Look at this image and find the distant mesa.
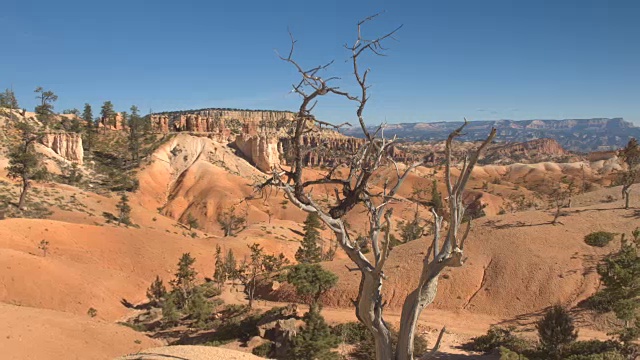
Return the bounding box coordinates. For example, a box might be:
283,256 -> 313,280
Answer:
341,118 -> 640,152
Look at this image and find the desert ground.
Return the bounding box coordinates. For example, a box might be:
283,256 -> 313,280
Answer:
0,110 -> 638,359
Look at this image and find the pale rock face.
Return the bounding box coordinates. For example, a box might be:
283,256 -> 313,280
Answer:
40,133 -> 84,164
234,134 -> 280,173
99,113 -> 125,130
149,109 -> 295,134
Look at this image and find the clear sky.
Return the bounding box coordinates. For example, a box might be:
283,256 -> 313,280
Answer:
1,0 -> 638,124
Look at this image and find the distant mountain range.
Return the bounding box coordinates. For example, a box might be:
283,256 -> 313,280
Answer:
341,118 -> 640,152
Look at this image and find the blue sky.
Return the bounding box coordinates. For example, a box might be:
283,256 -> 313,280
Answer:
1,0 -> 638,124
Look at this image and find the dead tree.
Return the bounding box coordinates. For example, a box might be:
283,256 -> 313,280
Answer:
258,14 -> 496,360
549,177 -> 575,225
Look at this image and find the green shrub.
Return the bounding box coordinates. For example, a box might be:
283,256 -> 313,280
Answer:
202,339 -> 233,347
118,321 -> 147,332
584,232 -> 615,247
536,305 -> 578,359
186,289 -> 213,329
161,292 -> 181,328
288,309 -> 340,360
146,275 -> 167,305
332,322 -> 369,344
207,310 -> 262,343
466,326 -> 530,354
251,341 -> 273,357
564,351 -> 626,360
499,346 -> 529,360
585,290 -> 617,312
200,282 -> 222,298
562,340 -> 623,359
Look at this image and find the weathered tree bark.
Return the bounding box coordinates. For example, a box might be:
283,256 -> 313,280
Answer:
396,123 -> 495,360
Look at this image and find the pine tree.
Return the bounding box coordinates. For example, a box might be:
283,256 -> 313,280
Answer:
0,88 -> 19,109
100,101 -> 115,132
217,205 -> 246,236
186,287 -> 213,329
128,105 -> 143,163
536,305 -> 578,359
186,213 -> 199,230
284,263 -> 338,308
287,307 -> 340,360
81,103 -> 96,153
400,206 -> 424,243
34,87 -> 57,126
591,237 -> 640,342
115,192 -> 132,226
170,253 -> 198,308
69,116 -> 82,133
66,163 -> 83,185
224,249 -> 237,281
162,292 -> 180,327
213,245 -> 226,289
431,179 -> 444,215
146,275 -> 167,305
6,121 -> 48,210
236,243 -> 288,308
82,103 -> 93,125
120,111 -> 128,132
295,212 -> 323,263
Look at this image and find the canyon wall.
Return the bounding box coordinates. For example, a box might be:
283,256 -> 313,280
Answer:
40,132 -> 84,164
149,108 -> 295,135
148,108 -> 365,172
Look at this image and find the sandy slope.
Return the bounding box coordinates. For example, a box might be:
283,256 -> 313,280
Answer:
0,217 -> 304,321
0,303 -> 160,360
270,191 -> 638,318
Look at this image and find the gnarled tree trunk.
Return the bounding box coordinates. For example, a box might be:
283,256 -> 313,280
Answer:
259,15 -> 496,360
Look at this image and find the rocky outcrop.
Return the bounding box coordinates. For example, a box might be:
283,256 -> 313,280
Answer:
491,138 -> 566,157
234,133 -> 280,172
150,108 -> 295,135
278,135 -> 364,168
40,132 -> 84,164
588,151 -> 617,162
98,113 -> 125,131
256,304 -> 299,358
148,108 -> 367,171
